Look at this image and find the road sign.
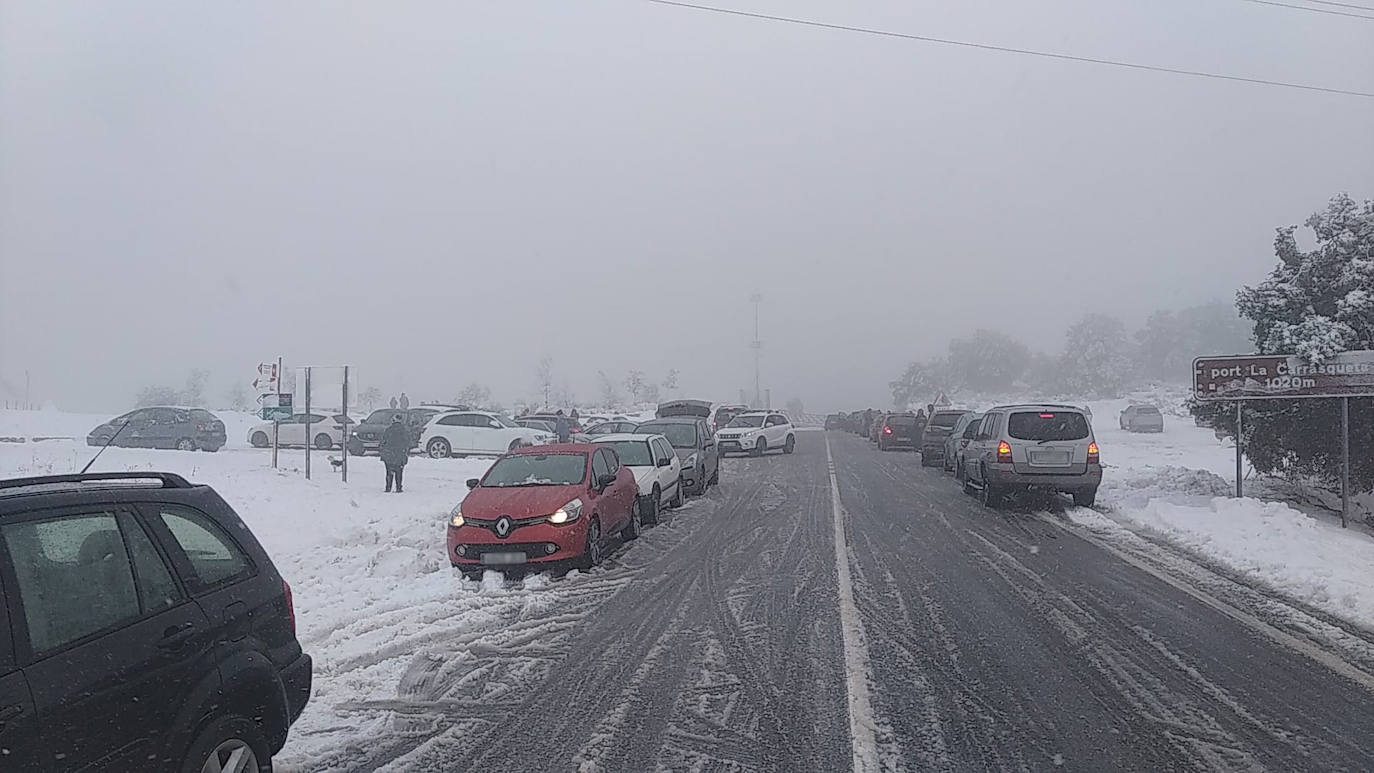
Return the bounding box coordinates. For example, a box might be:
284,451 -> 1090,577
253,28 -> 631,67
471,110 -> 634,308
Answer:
253,362 -> 280,394
1193,350 -> 1374,401
260,392 -> 292,421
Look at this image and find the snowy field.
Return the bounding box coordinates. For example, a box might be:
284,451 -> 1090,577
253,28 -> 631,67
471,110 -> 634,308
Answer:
4,400 -> 1374,766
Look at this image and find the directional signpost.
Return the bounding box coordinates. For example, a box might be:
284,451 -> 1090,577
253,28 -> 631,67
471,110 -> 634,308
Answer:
1194,350 -> 1374,526
254,358 -> 286,469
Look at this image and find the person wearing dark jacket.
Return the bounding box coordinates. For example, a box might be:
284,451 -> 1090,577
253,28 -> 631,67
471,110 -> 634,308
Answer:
553,412 -> 571,443
380,414 -> 410,493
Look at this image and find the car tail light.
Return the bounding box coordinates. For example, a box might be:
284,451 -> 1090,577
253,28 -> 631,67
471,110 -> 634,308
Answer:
196,424 -> 206,431
883,426 -> 892,434
1039,413 -> 1055,419
997,441 -> 1013,464
1087,442 -> 1099,465
283,579 -> 296,635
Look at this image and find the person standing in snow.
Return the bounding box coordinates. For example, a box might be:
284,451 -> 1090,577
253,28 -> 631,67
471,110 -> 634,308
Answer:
380,414 -> 410,493
553,411 -> 571,443
390,395 -> 398,409
399,392 -> 410,410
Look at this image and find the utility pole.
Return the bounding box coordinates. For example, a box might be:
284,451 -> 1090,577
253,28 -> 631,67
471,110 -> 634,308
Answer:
750,293 -> 763,409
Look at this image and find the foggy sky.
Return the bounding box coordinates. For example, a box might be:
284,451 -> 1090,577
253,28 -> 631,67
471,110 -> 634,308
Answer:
3,0 -> 1372,413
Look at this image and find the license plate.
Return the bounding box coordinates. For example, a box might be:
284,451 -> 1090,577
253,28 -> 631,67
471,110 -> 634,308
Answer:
482,552 -> 526,565
1030,450 -> 1071,466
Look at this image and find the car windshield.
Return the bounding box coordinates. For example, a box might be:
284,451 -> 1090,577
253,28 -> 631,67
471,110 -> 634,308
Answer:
637,422 -> 698,448
1008,412 -> 1091,441
481,454 -> 586,486
728,415 -> 766,428
365,410 -> 399,423
598,440 -> 653,466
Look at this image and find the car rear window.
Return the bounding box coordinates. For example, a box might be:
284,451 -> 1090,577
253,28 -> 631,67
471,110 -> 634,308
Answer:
886,415 -> 918,427
598,440 -> 652,466
637,422 -> 698,449
1136,406 -> 1161,414
1008,412 -> 1090,441
928,412 -> 962,428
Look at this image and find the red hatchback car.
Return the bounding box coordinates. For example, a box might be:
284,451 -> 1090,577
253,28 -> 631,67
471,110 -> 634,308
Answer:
448,444 -> 639,576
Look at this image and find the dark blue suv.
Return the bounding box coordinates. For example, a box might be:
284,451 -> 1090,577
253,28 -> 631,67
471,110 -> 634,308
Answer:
0,472 -> 311,771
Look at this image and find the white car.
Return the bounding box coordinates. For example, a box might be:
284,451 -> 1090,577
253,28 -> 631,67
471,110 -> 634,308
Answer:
716,411 -> 796,456
419,410 -> 552,458
591,433 -> 682,524
249,412 -> 354,450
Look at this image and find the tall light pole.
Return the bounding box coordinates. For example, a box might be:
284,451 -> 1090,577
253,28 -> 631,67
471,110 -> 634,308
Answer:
749,294 -> 763,408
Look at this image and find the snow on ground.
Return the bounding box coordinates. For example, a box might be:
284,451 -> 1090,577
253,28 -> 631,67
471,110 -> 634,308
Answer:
1068,396 -> 1374,630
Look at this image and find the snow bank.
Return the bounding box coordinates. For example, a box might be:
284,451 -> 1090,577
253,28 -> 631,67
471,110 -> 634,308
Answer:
1071,497 -> 1374,628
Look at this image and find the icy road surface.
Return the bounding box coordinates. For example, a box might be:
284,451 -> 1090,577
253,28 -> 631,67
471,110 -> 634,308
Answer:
299,432 -> 1374,772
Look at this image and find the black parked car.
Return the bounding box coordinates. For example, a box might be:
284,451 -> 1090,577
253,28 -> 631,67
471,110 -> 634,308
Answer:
87,406 -> 227,452
347,407 -> 440,456
0,471 -> 311,771
877,412 -> 922,451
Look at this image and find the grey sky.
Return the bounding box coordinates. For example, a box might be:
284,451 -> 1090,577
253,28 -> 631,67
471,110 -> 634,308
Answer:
2,0 -> 1372,413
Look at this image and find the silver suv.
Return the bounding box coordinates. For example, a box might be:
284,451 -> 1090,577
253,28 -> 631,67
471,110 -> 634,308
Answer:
958,404 -> 1101,508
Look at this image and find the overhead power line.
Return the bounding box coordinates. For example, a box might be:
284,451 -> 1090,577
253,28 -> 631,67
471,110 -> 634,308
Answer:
1228,0 -> 1374,20
1299,0 -> 1374,11
640,0 -> 1374,99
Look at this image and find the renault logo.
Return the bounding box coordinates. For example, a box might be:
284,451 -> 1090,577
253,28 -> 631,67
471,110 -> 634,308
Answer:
494,516 -> 513,539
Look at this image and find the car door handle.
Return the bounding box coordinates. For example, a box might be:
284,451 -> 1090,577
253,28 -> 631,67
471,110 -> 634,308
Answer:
157,622 -> 197,649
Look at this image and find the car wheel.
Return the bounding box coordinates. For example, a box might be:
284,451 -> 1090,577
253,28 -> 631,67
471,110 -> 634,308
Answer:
250,432 -> 270,449
347,442 -> 365,456
314,433 -> 334,450
427,438 -> 451,458
623,502 -> 642,541
670,480 -> 684,508
943,453 -> 954,473
709,463 -> 720,486
752,438 -> 767,457
176,437 -> 196,452
179,715 -> 270,773
979,471 -> 1004,509
693,465 -> 707,495
783,435 -> 795,454
1073,488 -> 1098,508
643,488 -> 660,525
575,518 -> 603,570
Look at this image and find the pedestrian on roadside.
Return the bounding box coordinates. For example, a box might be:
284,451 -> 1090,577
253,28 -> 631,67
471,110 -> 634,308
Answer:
380,414 -> 410,493
399,392 -> 410,410
554,410 -> 571,443
390,395 -> 398,409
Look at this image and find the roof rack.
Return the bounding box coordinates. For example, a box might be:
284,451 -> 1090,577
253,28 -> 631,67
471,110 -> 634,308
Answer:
0,471 -> 193,494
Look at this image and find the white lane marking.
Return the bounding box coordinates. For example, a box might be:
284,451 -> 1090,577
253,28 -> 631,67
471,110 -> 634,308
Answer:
826,437 -> 883,772
1042,513 -> 1374,695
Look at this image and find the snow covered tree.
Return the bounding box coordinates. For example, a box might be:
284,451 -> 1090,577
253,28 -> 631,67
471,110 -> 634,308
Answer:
226,383 -> 250,412
135,385 -> 182,407
597,371 -> 622,407
183,369 -> 210,407
946,329 -> 1031,391
1058,314 -> 1131,398
662,369 -> 680,396
785,397 -> 805,417
1136,301 -> 1251,382
1196,194 -> 1374,495
623,370 -> 646,402
890,358 -> 952,409
456,382 -> 492,409
358,387 -> 383,411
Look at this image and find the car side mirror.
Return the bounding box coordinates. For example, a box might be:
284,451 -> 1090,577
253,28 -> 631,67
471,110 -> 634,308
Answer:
597,473 -> 617,489
657,457 -> 671,467
466,478 -> 479,490
703,439 -> 715,448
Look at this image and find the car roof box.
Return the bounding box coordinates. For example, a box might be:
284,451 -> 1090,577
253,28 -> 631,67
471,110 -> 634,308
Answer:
656,399 -> 712,419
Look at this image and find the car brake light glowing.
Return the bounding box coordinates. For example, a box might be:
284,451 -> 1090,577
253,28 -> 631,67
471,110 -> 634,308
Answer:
883,426 -> 892,434
283,579 -> 296,635
1039,413 -> 1055,418
1087,442 -> 1099,464
997,441 -> 1013,463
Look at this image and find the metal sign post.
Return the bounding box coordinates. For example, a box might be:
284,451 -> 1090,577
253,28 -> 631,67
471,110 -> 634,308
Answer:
1234,402 -> 1243,499
304,367 -> 312,481
1342,397 -> 1350,529
341,366 -> 350,483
